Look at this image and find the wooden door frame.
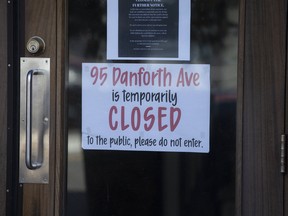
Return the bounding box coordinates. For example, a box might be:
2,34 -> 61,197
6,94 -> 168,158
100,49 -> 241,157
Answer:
0,0 -> 67,215
21,0 -> 67,215
237,0 -> 287,215
54,0 -> 68,215
0,0 -> 8,215
236,0 -> 245,214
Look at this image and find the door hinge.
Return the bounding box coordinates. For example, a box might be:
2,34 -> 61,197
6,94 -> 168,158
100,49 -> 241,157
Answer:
281,134 -> 286,174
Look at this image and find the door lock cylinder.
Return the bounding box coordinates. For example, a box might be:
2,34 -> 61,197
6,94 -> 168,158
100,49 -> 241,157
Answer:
26,36 -> 46,54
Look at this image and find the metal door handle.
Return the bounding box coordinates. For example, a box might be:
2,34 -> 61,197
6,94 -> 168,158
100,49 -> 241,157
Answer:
26,69 -> 45,169
19,58 -> 50,184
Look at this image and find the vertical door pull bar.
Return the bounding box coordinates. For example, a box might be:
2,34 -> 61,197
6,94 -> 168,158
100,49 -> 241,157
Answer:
19,58 -> 50,184
26,69 -> 45,170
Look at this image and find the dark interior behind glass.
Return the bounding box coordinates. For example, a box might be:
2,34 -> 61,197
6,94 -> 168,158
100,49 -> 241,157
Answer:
67,0 -> 238,215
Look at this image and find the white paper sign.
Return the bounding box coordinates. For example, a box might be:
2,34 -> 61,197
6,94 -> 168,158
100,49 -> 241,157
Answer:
82,63 -> 210,153
107,0 -> 191,60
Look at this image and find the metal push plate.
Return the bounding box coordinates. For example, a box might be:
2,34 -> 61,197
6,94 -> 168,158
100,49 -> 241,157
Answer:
19,58 -> 50,184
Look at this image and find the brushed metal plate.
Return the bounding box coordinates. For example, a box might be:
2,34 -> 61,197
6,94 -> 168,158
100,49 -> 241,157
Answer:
19,58 -> 50,184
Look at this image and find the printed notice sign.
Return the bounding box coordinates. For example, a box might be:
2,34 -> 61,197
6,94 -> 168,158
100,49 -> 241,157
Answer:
107,0 -> 191,60
82,63 -> 210,153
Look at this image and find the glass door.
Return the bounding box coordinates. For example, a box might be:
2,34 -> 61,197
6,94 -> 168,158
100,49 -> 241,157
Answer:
67,0 -> 238,216
12,0 -> 288,215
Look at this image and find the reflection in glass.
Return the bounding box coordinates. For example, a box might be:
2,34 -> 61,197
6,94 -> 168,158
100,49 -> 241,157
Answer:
67,0 -> 238,215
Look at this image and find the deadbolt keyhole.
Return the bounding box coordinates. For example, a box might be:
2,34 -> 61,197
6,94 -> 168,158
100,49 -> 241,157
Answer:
26,36 -> 46,54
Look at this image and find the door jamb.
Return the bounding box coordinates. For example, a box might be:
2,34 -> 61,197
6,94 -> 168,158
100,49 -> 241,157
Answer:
236,0 -> 246,215
0,1 -> 8,214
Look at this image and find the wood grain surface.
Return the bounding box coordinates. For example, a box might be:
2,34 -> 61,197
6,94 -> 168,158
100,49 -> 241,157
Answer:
23,0 -> 57,215
241,0 -> 286,215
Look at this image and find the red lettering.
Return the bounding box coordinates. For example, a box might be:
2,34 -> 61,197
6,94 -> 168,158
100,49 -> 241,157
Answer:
193,73 -> 200,86
112,67 -> 121,86
131,107 -> 141,131
158,107 -> 168,131
177,68 -> 200,87
108,106 -> 181,131
144,107 -> 155,131
121,106 -> 129,130
185,71 -> 194,86
109,106 -> 118,130
170,107 -> 181,131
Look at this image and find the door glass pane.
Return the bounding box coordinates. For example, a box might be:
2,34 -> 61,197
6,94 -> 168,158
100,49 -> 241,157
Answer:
67,0 -> 238,215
